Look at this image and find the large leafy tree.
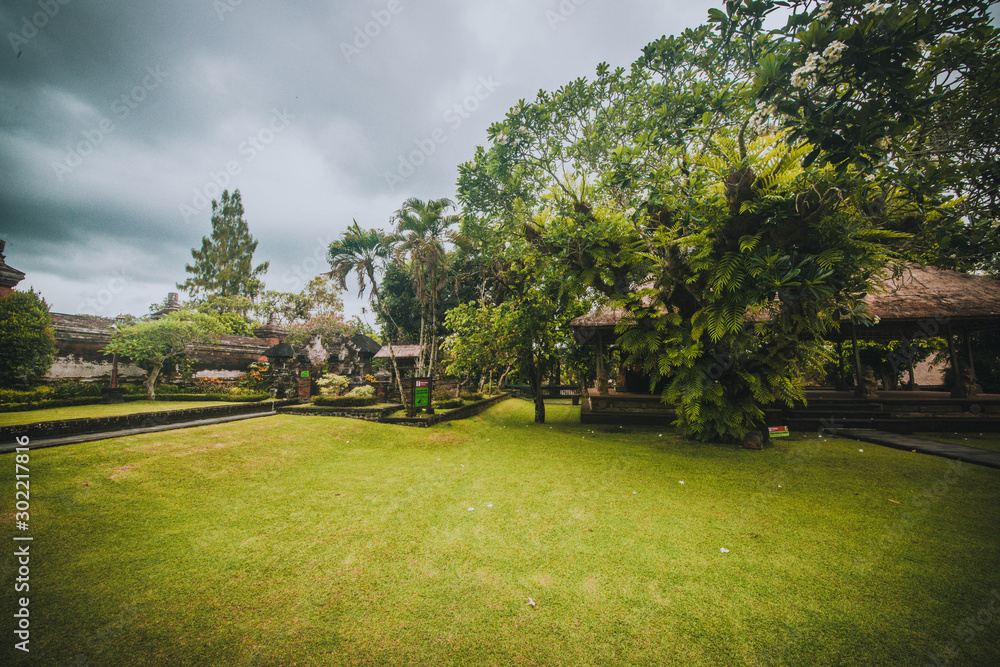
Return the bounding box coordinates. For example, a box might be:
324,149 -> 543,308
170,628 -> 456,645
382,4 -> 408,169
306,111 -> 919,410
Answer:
104,312 -> 223,399
0,290 -> 56,387
393,197 -> 465,380
326,221 -> 411,414
457,1 -> 993,444
179,189 -> 269,303
732,0 -> 1000,272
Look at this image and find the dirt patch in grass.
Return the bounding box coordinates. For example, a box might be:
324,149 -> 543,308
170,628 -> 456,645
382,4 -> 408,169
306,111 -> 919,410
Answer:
109,465 -> 137,480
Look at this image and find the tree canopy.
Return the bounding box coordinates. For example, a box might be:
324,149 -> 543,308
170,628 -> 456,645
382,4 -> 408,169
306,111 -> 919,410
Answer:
179,189 -> 269,302
0,290 -> 56,387
456,0 -> 998,443
104,312 -> 223,399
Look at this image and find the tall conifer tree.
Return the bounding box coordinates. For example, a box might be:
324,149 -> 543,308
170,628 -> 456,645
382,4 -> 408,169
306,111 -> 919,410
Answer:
179,189 -> 269,303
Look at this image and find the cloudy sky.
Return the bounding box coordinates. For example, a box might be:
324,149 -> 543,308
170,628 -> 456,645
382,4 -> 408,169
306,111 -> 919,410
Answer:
1,0 -> 715,322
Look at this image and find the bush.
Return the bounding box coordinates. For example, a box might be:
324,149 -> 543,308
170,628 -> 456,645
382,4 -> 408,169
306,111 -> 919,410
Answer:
316,373 -> 350,398
436,398 -> 464,410
154,393 -> 268,402
346,385 -> 375,398
460,393 -> 484,402
0,290 -> 56,386
238,361 -> 271,391
312,396 -> 379,407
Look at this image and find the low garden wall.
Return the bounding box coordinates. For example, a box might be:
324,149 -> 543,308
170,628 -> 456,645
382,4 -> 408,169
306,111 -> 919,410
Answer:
380,393 -> 510,428
277,394 -> 510,427
278,404 -> 404,422
0,399 -> 298,442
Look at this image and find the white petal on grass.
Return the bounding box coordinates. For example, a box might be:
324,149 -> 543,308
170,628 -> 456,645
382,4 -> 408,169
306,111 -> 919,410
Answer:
720,547 -> 730,554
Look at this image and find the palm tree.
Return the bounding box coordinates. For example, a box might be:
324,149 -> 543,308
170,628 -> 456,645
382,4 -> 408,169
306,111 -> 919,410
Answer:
327,221 -> 411,414
393,197 -> 465,381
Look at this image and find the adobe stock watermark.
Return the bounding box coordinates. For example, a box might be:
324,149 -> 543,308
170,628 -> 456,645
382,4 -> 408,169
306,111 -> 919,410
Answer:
279,234 -> 336,292
212,0 -> 244,21
179,107 -> 294,223
925,589 -> 1000,667
51,65 -> 168,182
7,0 -> 71,57
75,268 -> 133,316
383,75 -> 500,192
340,0 -> 404,62
545,0 -> 591,31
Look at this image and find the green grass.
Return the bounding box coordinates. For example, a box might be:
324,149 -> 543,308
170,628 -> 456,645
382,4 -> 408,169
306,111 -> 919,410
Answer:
913,431 -> 1000,453
2,400 -> 998,666
0,400 -> 257,427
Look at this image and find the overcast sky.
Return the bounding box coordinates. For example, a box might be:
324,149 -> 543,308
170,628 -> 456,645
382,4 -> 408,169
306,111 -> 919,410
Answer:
1,0 -> 715,323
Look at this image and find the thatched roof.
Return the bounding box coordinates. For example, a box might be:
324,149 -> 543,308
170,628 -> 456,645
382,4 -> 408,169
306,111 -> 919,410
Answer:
570,264 -> 1000,344
374,344 -> 421,360
860,264 -> 1000,322
570,306 -> 625,329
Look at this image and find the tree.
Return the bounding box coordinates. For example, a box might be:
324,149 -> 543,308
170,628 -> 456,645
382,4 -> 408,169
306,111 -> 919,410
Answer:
442,215 -> 590,423
326,221 -> 411,415
458,6 -> 966,443
393,197 -> 465,380
730,0 -> 1000,272
0,290 -> 56,387
301,275 -> 345,318
179,189 -> 269,303
104,312 -> 223,399
256,290 -> 312,325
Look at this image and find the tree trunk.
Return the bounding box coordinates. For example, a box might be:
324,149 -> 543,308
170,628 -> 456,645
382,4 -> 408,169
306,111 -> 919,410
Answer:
428,284 -> 438,380
146,361 -> 163,400
527,353 -> 545,423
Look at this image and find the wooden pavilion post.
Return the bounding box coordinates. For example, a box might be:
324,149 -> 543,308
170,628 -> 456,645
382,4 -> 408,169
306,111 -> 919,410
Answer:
946,322 -> 966,398
596,332 -> 609,396
851,321 -> 865,398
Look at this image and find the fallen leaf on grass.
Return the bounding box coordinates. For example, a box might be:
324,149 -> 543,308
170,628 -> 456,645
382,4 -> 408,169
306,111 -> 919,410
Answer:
888,499 -> 901,504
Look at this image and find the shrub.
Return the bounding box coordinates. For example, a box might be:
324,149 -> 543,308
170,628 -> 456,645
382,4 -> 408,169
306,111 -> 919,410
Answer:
238,361 -> 271,391
154,393 -> 268,402
346,385 -> 375,398
460,393 -> 484,402
436,398 -> 464,410
312,396 -> 378,407
316,373 -> 350,398
0,290 -> 56,387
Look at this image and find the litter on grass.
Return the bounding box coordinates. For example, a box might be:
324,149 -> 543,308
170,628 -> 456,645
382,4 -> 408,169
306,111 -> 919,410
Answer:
859,449 -> 864,452
527,597 -> 536,607
720,548 -> 730,554
679,481 -> 685,485
469,507 -> 475,511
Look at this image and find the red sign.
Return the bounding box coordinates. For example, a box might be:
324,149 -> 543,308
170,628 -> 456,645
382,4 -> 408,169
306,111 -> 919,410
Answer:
768,426 -> 790,437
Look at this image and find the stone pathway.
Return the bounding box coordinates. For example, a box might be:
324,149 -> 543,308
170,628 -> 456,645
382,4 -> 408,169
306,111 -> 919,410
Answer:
0,410 -> 278,454
837,428 -> 1000,470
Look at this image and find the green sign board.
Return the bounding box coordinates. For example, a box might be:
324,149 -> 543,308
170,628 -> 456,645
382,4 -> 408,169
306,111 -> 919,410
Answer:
300,370 -> 310,378
414,378 -> 431,408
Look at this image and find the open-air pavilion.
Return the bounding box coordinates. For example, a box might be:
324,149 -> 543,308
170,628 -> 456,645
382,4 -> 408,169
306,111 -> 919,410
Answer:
570,264 -> 1000,431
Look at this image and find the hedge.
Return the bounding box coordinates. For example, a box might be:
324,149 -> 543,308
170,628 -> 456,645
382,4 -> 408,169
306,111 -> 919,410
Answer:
312,396 -> 379,408
155,394 -> 269,402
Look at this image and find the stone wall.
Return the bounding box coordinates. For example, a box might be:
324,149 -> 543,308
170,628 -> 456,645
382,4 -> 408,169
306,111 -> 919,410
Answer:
46,313 -> 272,383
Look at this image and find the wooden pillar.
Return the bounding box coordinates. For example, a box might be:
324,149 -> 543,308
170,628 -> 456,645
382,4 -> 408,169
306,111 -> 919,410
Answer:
851,322 -> 864,398
596,333 -> 609,396
906,354 -> 917,391
965,333 -> 978,387
946,323 -> 965,398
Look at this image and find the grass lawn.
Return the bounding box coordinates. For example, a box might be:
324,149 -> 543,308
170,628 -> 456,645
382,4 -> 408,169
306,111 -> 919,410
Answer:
913,431 -> 1000,454
2,400 -> 998,666
0,400 -> 261,427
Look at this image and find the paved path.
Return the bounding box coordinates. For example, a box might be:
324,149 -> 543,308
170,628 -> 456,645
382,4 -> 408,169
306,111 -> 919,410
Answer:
0,410 -> 278,454
837,428 -> 1000,470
